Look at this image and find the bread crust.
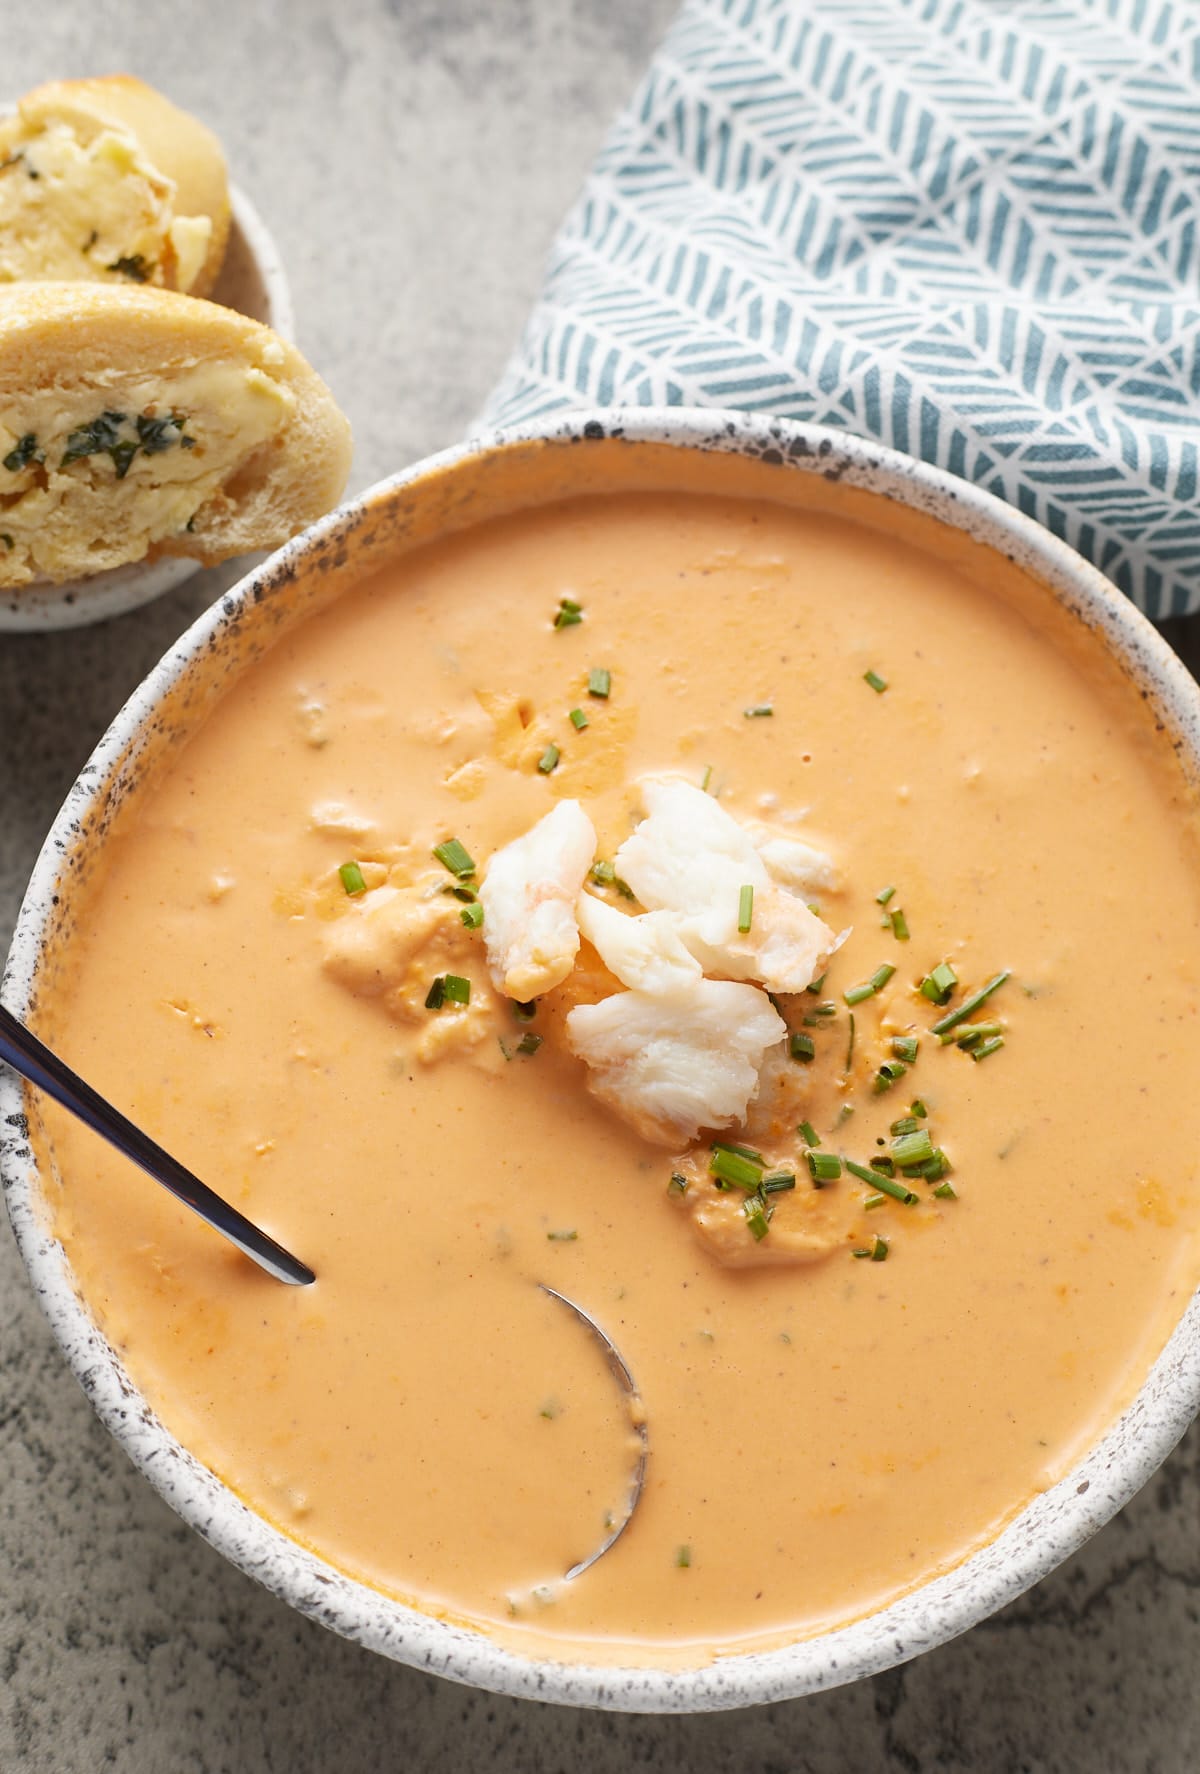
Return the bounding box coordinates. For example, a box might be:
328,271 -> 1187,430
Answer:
0,282 -> 352,586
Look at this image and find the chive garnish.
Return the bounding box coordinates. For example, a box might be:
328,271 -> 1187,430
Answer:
950,1021 -> 1004,1050
676,1546 -> 692,1569
460,902 -> 484,930
876,885 -> 896,906
590,859 -> 615,886
846,1011 -> 856,1071
864,670 -> 888,693
798,1121 -> 820,1148
424,977 -> 445,1010
845,1158 -> 916,1202
547,1227 -> 578,1240
890,909 -> 910,941
714,1140 -> 765,1162
554,597 -> 583,628
845,964 -> 896,1006
789,1031 -> 815,1063
443,974 -> 471,1005
852,1236 -> 889,1260
668,1173 -> 689,1197
870,1156 -> 896,1178
931,971 -> 1011,1037
338,861 -> 367,896
890,1035 -> 919,1063
587,667 -> 610,698
911,1098 -> 929,1118
970,1035 -> 1005,1062
701,764 -> 713,792
569,707 -> 588,731
891,1128 -> 935,1168
517,1032 -> 543,1056
921,1149 -> 952,1182
433,837 -> 475,878
807,972 -> 828,996
444,883 -> 477,903
933,1180 -> 958,1200
738,884 -> 754,933
537,744 -> 560,774
709,1147 -> 765,1189
743,703 -> 774,718
743,1196 -> 772,1240
890,1115 -> 920,1136
762,1171 -> 796,1193
512,999 -> 537,1022
920,962 -> 958,1006
872,1059 -> 908,1093
864,1192 -> 886,1210
807,1151 -> 842,1186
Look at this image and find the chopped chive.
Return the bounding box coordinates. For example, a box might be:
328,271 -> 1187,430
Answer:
675,1545 -> 692,1569
590,859 -> 615,885
869,1156 -> 896,1178
970,1035 -> 1006,1062
921,1149 -> 952,1183
512,999 -> 537,1022
444,883 -> 477,903
806,972 -> 828,996
713,1140 -> 764,1162
864,1192 -> 887,1210
338,860 -> 367,897
872,1059 -> 908,1093
890,1115 -> 920,1136
933,1180 -> 958,1200
864,669 -> 888,694
890,1035 -> 919,1063
876,885 -> 896,906
460,901 -> 485,930
762,1171 -> 796,1194
931,971 -> 1011,1037
743,1196 -> 772,1241
911,1098 -> 929,1118
920,962 -> 958,1005
432,837 -> 475,879
845,964 -> 896,1006
837,1103 -> 855,1124
738,884 -> 754,934
568,707 -> 588,731
668,1172 -> 689,1197
537,744 -> 560,774
587,667 -> 610,698
701,764 -> 713,792
807,1151 -> 842,1186
424,977 -> 446,1010
517,1032 -> 543,1056
789,1031 -> 816,1063
890,908 -> 910,941
709,1150 -> 765,1190
743,703 -> 774,718
497,1036 -> 511,1061
952,1021 -> 1004,1050
547,1227 -> 577,1241
810,1002 -> 837,1018
892,1129 -> 935,1168
845,1159 -> 917,1204
554,597 -> 583,628
798,1121 -> 820,1148
846,1011 -> 856,1071
443,974 -> 471,1005
852,1236 -> 889,1260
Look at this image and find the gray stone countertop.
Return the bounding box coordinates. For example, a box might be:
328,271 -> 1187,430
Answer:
1,3 -> 1197,1769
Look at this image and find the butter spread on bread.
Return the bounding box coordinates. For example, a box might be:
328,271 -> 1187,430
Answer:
0,76 -> 230,296
0,283 -> 351,586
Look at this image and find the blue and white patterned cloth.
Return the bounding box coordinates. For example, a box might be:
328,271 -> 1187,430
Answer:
483,0 -> 1200,619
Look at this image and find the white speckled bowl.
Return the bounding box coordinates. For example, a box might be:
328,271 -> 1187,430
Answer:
3,410 -> 1199,1711
0,182 -> 293,633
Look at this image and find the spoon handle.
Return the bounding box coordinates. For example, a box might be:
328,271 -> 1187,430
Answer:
0,1003 -> 314,1286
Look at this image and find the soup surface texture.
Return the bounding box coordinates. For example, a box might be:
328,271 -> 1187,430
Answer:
35,449 -> 1200,1666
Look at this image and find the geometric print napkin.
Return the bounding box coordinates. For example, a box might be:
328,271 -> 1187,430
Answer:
482,0 -> 1200,618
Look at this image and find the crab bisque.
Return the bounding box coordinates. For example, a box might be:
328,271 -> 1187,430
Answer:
31,448 -> 1200,1666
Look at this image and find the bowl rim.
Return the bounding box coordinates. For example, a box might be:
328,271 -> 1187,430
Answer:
3,406 -> 1199,1713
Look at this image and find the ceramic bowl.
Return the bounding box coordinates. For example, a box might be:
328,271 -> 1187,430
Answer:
3,410 -> 1199,1712
0,183 -> 293,633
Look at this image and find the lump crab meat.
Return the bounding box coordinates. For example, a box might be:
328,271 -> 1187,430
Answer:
479,799 -> 597,999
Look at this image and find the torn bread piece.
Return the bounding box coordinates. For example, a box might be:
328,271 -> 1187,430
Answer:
566,977 -> 786,1146
0,282 -> 351,587
0,75 -> 230,296
614,776 -> 838,994
479,799 -> 597,1000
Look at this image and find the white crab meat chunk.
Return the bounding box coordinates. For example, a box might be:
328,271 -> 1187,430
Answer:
565,977 -> 786,1146
479,799 -> 597,1000
748,827 -> 839,895
575,890 -> 701,994
614,777 -> 836,994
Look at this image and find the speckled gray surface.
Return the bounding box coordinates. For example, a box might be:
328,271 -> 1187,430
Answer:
1,3 -> 1197,1769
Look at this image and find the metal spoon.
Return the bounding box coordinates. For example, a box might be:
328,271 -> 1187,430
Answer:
0,1003 -> 315,1286
540,1283 -> 649,1579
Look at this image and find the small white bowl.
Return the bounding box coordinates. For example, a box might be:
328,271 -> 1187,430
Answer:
4,411 -> 1199,1711
0,184 -> 293,634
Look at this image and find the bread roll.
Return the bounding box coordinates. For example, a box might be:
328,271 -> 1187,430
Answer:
0,76 -> 230,296
0,282 -> 352,587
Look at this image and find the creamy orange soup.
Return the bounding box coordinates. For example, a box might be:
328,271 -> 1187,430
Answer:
34,445 -> 1200,1667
